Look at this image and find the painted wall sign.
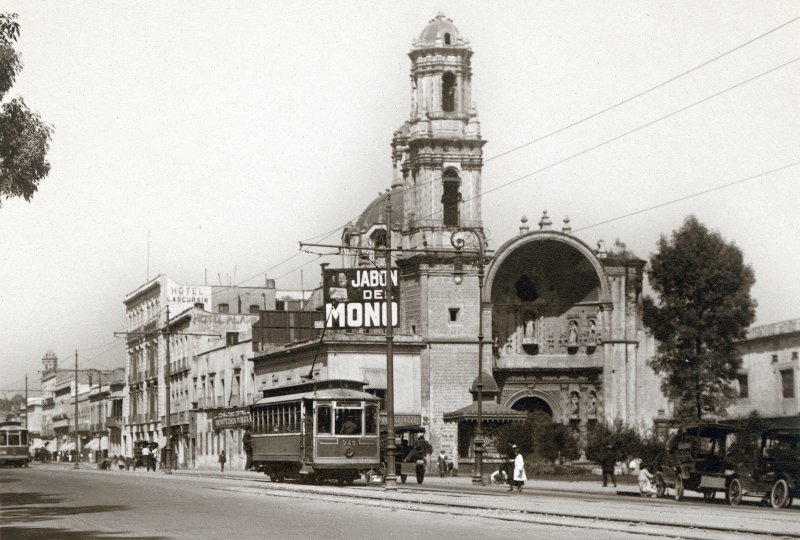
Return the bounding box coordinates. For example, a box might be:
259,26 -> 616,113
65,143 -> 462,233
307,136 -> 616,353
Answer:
323,269 -> 399,329
212,407 -> 251,431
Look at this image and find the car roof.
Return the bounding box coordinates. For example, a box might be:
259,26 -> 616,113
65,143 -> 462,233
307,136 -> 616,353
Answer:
680,423 -> 740,435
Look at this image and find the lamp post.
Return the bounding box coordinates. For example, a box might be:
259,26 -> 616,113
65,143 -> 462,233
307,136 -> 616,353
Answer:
383,192 -> 398,491
451,229 -> 486,485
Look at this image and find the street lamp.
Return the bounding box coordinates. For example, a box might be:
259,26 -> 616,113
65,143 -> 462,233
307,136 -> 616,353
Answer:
451,229 -> 486,486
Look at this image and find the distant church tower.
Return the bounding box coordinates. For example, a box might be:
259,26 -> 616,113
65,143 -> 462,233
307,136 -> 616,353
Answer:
42,349 -> 58,374
393,12 -> 485,251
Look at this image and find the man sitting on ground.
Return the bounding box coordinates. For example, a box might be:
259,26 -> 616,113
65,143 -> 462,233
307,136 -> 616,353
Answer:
638,464 -> 658,498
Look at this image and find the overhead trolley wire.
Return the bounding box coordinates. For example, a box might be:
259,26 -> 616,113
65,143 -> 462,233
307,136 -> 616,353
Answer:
207,16 -> 800,290
572,161 -> 800,233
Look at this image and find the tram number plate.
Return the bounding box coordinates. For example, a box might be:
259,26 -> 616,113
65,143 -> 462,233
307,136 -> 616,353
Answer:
340,439 -> 357,446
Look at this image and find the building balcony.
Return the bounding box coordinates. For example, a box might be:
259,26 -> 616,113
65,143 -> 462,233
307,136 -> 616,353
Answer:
90,422 -> 105,433
51,417 -> 70,429
106,416 -> 122,428
145,368 -> 158,380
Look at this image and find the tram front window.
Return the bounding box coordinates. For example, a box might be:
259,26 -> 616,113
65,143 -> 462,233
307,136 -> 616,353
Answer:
8,431 -> 20,446
317,406 -> 332,434
0,432 -> 6,445
335,409 -> 362,435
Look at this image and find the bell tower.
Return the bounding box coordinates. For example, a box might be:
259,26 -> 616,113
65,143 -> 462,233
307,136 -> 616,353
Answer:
393,13 -> 486,251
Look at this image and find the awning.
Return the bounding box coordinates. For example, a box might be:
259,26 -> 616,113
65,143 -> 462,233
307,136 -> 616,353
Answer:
362,368 -> 386,390
60,442 -> 76,452
83,436 -> 108,451
443,400 -> 527,423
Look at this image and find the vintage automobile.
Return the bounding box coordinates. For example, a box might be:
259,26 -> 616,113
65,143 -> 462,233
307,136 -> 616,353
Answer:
726,427 -> 799,508
380,426 -> 428,484
655,423 -> 740,502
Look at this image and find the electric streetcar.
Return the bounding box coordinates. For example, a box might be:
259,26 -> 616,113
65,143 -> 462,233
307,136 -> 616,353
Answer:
250,379 -> 381,484
0,421 -> 30,467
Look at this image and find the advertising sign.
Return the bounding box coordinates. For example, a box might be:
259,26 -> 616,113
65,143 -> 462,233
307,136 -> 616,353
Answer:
166,279 -> 212,311
323,268 -> 399,329
212,407 -> 251,431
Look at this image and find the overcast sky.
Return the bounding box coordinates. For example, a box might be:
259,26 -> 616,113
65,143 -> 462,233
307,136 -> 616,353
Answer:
1,1 -> 798,397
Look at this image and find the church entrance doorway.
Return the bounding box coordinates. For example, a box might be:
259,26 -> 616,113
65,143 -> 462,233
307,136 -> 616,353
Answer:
510,396 -> 553,419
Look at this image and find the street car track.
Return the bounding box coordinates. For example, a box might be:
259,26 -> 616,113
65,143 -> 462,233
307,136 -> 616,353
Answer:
191,474 -> 799,540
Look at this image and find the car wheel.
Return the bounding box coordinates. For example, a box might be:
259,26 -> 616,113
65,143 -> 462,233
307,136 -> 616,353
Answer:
703,490 -> 716,503
770,478 -> 789,509
727,478 -> 742,506
655,473 -> 666,498
674,474 -> 684,502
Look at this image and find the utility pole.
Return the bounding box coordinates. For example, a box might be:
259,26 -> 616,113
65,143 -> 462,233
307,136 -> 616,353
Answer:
384,193 -> 397,491
96,370 -> 102,464
74,349 -> 80,470
164,305 -> 173,474
24,374 -> 28,430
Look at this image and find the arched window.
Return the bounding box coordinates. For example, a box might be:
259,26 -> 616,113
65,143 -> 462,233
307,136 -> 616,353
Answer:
441,169 -> 461,227
442,71 -> 456,112
370,229 -> 387,249
444,33 -> 451,45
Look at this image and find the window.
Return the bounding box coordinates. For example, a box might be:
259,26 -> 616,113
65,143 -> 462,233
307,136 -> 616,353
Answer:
365,405 -> 378,435
219,303 -> 229,314
249,304 -> 260,314
781,369 -> 795,398
335,408 -> 362,435
736,373 -> 749,398
442,71 -> 456,112
444,32 -> 451,45
316,406 -> 332,434
226,332 -> 239,346
793,351 -> 798,361
370,229 -> 387,249
0,432 -> 6,445
449,308 -> 460,322
441,170 -> 461,227
772,354 -> 779,363
276,300 -> 285,311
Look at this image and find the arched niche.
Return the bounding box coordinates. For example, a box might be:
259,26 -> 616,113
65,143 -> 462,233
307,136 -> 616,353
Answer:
484,231 -> 610,357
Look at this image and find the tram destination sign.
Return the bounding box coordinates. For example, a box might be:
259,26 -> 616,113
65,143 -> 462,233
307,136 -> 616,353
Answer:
323,268 -> 399,329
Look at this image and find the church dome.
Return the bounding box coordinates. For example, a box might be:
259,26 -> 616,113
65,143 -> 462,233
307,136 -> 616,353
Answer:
353,186 -> 404,233
470,372 -> 500,399
418,13 -> 461,45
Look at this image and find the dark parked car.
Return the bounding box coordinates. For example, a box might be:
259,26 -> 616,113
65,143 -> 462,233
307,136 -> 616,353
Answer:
655,423 -> 739,502
726,428 -> 799,508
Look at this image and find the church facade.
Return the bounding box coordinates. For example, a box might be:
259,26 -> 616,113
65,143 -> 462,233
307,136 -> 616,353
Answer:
252,14 -> 670,469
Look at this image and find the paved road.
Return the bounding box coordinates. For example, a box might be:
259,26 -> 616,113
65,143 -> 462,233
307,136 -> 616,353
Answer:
3,465 -> 799,539
1,467 -> 654,540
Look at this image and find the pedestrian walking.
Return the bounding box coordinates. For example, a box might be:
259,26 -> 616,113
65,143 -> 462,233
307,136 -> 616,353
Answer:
601,445 -> 617,488
437,450 -> 448,478
243,427 -> 253,471
511,445 -> 526,492
219,450 -> 226,473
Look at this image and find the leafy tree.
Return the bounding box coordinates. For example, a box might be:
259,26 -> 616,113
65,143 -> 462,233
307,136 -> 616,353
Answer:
536,422 -> 580,464
638,432 -> 667,470
1,13 -> 53,207
585,419 -> 640,466
495,410 -> 551,457
643,216 -> 756,420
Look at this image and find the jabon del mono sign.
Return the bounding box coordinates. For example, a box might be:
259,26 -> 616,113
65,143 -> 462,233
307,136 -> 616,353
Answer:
323,268 -> 399,329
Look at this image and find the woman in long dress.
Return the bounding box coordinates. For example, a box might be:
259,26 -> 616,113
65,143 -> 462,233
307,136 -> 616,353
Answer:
512,446 -> 527,492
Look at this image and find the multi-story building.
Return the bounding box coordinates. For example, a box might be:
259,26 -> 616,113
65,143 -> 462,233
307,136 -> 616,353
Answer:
251,14 -> 670,473
122,274 -> 300,468
729,319 -> 800,419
